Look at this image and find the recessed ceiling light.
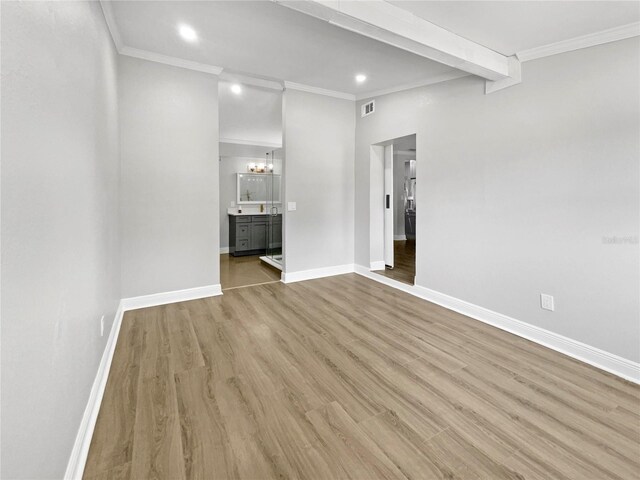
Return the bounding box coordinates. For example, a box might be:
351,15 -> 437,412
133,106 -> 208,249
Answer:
231,84 -> 242,95
355,74 -> 367,83
178,24 -> 198,42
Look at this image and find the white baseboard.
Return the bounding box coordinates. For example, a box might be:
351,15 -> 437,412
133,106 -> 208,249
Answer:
281,263 -> 354,284
354,265 -> 640,384
64,282 -> 224,478
66,264 -> 638,479
121,284 -> 223,311
64,302 -> 125,480
220,247 -> 230,254
394,235 -> 407,241
369,260 -> 386,271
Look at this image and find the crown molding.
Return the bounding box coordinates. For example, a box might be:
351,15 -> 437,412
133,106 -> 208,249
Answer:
219,155 -> 274,161
220,138 -> 282,149
355,70 -> 470,101
517,22 -> 640,62
277,0 -> 510,81
119,46 -> 224,75
99,1 -> 223,75
284,81 -> 355,101
355,21 -> 640,100
220,72 -> 284,91
101,1 -> 638,99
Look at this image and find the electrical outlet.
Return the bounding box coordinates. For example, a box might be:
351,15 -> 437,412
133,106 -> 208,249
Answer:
100,315 -> 105,336
540,294 -> 554,312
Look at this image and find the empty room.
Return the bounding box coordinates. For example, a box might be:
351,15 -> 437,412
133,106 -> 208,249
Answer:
1,1 -> 639,479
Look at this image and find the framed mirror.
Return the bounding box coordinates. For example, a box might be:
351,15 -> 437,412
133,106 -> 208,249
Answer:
237,173 -> 281,204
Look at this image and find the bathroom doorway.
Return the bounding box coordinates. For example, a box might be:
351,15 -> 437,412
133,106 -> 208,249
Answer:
218,77 -> 284,290
218,146 -> 283,290
371,134 -> 416,285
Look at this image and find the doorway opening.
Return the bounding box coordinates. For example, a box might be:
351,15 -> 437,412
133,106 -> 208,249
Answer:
218,79 -> 284,291
370,134 -> 416,285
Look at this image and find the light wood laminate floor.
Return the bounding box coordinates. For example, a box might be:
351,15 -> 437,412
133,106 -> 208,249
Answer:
84,274 -> 640,480
374,240 -> 416,285
220,253 -> 281,290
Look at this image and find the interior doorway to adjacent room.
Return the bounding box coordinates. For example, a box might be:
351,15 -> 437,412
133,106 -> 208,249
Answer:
370,134 -> 416,285
218,78 -> 284,290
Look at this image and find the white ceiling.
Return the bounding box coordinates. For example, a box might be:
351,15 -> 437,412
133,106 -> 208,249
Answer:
108,0 -> 457,96
219,80 -> 282,147
107,1 -> 639,96
389,1 -> 640,56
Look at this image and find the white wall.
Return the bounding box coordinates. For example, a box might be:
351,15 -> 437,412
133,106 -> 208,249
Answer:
283,89 -> 355,273
355,38 -> 640,363
219,80 -> 282,146
1,2 -> 120,478
119,56 -> 220,297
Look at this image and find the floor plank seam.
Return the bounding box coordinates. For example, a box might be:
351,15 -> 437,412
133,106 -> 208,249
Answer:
222,280 -> 281,291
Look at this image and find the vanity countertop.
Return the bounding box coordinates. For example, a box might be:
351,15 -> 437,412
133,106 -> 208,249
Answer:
228,212 -> 270,216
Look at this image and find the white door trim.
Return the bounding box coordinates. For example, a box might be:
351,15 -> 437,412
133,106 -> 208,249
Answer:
384,144 -> 394,268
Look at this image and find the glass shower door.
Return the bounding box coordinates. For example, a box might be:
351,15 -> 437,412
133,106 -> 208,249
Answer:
266,149 -> 283,265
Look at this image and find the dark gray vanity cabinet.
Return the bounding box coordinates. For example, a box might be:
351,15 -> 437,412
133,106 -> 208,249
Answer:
251,222 -> 267,250
229,214 -> 281,256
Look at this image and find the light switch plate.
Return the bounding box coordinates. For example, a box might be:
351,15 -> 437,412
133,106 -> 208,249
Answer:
540,293 -> 554,311
288,202 -> 297,211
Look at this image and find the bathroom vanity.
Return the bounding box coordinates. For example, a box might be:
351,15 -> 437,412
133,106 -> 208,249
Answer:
228,213 -> 282,256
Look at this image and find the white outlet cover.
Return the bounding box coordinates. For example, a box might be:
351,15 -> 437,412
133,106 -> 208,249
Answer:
540,294 -> 555,311
100,315 -> 105,336
288,202 -> 297,211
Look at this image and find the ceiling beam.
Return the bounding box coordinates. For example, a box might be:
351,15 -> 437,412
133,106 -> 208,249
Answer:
275,0 -> 516,82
